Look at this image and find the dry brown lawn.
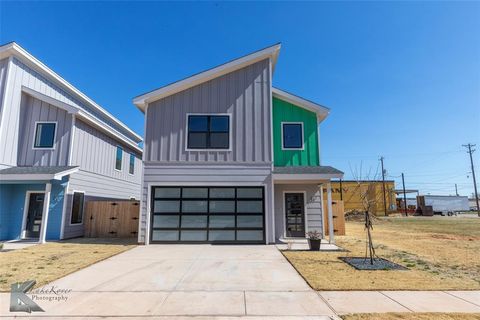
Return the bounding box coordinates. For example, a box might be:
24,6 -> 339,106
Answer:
0,238 -> 135,292
342,313 -> 480,320
283,216 -> 480,290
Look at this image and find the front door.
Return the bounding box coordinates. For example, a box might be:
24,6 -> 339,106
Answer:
285,193 -> 305,237
25,193 -> 45,238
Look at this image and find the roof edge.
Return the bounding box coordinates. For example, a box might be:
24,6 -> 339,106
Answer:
133,43 -> 282,112
0,42 -> 143,143
272,87 -> 330,122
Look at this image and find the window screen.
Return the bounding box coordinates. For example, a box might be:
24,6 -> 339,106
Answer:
34,122 -> 56,148
187,115 -> 229,149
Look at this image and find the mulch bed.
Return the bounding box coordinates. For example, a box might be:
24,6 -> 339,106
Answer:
339,257 -> 408,270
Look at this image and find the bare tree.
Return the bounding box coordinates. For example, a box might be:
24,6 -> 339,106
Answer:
349,161 -> 380,264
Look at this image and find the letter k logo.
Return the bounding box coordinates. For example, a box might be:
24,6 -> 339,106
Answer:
10,280 -> 44,312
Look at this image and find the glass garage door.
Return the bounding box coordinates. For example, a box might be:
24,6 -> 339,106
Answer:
150,186 -> 265,243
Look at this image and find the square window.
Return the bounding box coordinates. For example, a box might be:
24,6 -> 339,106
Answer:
34,122 -> 56,148
282,123 -> 303,149
187,115 -> 230,150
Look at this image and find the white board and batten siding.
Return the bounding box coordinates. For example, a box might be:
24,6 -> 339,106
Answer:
274,184 -> 324,241
139,58 -> 274,243
0,58 -> 10,138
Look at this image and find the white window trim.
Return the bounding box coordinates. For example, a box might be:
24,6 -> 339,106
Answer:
282,190 -> 308,239
185,113 -> 232,152
114,145 -> 123,172
281,121 -> 304,151
21,190 -> 46,239
128,153 -> 135,175
69,190 -> 86,226
32,121 -> 57,150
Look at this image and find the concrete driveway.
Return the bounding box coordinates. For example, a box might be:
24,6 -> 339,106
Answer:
2,245 -> 335,319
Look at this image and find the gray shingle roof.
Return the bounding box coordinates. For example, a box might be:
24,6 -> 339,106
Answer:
273,166 -> 343,175
0,166 -> 78,175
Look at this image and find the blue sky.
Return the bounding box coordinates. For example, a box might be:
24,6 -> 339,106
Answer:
1,1 -> 479,197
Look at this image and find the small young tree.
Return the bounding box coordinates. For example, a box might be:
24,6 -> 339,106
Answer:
350,162 -> 379,264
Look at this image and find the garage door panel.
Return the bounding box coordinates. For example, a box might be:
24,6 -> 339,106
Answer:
150,186 -> 265,244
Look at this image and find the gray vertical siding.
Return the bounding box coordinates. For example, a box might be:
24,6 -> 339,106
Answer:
17,94 -> 72,166
0,57 -> 138,167
71,119 -> 142,184
144,59 -> 272,164
274,184 -> 323,241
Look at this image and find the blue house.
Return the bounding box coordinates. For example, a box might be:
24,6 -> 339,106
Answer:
0,42 -> 143,243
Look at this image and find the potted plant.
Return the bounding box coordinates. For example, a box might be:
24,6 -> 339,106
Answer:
306,231 -> 321,251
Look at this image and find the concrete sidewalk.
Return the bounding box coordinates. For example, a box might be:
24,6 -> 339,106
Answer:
318,290 -> 480,315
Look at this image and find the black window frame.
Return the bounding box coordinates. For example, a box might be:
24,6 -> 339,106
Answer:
282,122 -> 304,149
150,186 -> 265,244
33,122 -> 56,149
70,192 -> 85,224
115,146 -> 123,171
187,115 -> 230,150
129,153 -> 135,175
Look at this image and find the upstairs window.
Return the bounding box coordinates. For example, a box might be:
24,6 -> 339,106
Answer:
33,122 -> 56,149
187,115 -> 230,150
282,122 -> 304,149
70,192 -> 85,224
115,146 -> 123,171
129,153 -> 135,175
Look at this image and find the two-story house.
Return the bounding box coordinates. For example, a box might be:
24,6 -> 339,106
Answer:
133,44 -> 343,244
0,42 -> 143,243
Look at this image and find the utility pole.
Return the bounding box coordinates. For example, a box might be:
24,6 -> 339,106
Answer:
463,144 -> 479,217
455,184 -> 459,196
380,156 -> 388,216
401,173 -> 408,216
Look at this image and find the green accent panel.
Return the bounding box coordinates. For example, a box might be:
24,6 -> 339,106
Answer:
273,97 -> 319,166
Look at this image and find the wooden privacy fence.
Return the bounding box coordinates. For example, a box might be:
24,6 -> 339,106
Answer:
323,200 -> 346,236
84,200 -> 139,238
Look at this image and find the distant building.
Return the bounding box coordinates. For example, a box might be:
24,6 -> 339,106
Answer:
324,180 -> 396,215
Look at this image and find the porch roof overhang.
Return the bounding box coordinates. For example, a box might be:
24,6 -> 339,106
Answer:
0,166 -> 79,182
273,166 -> 344,183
